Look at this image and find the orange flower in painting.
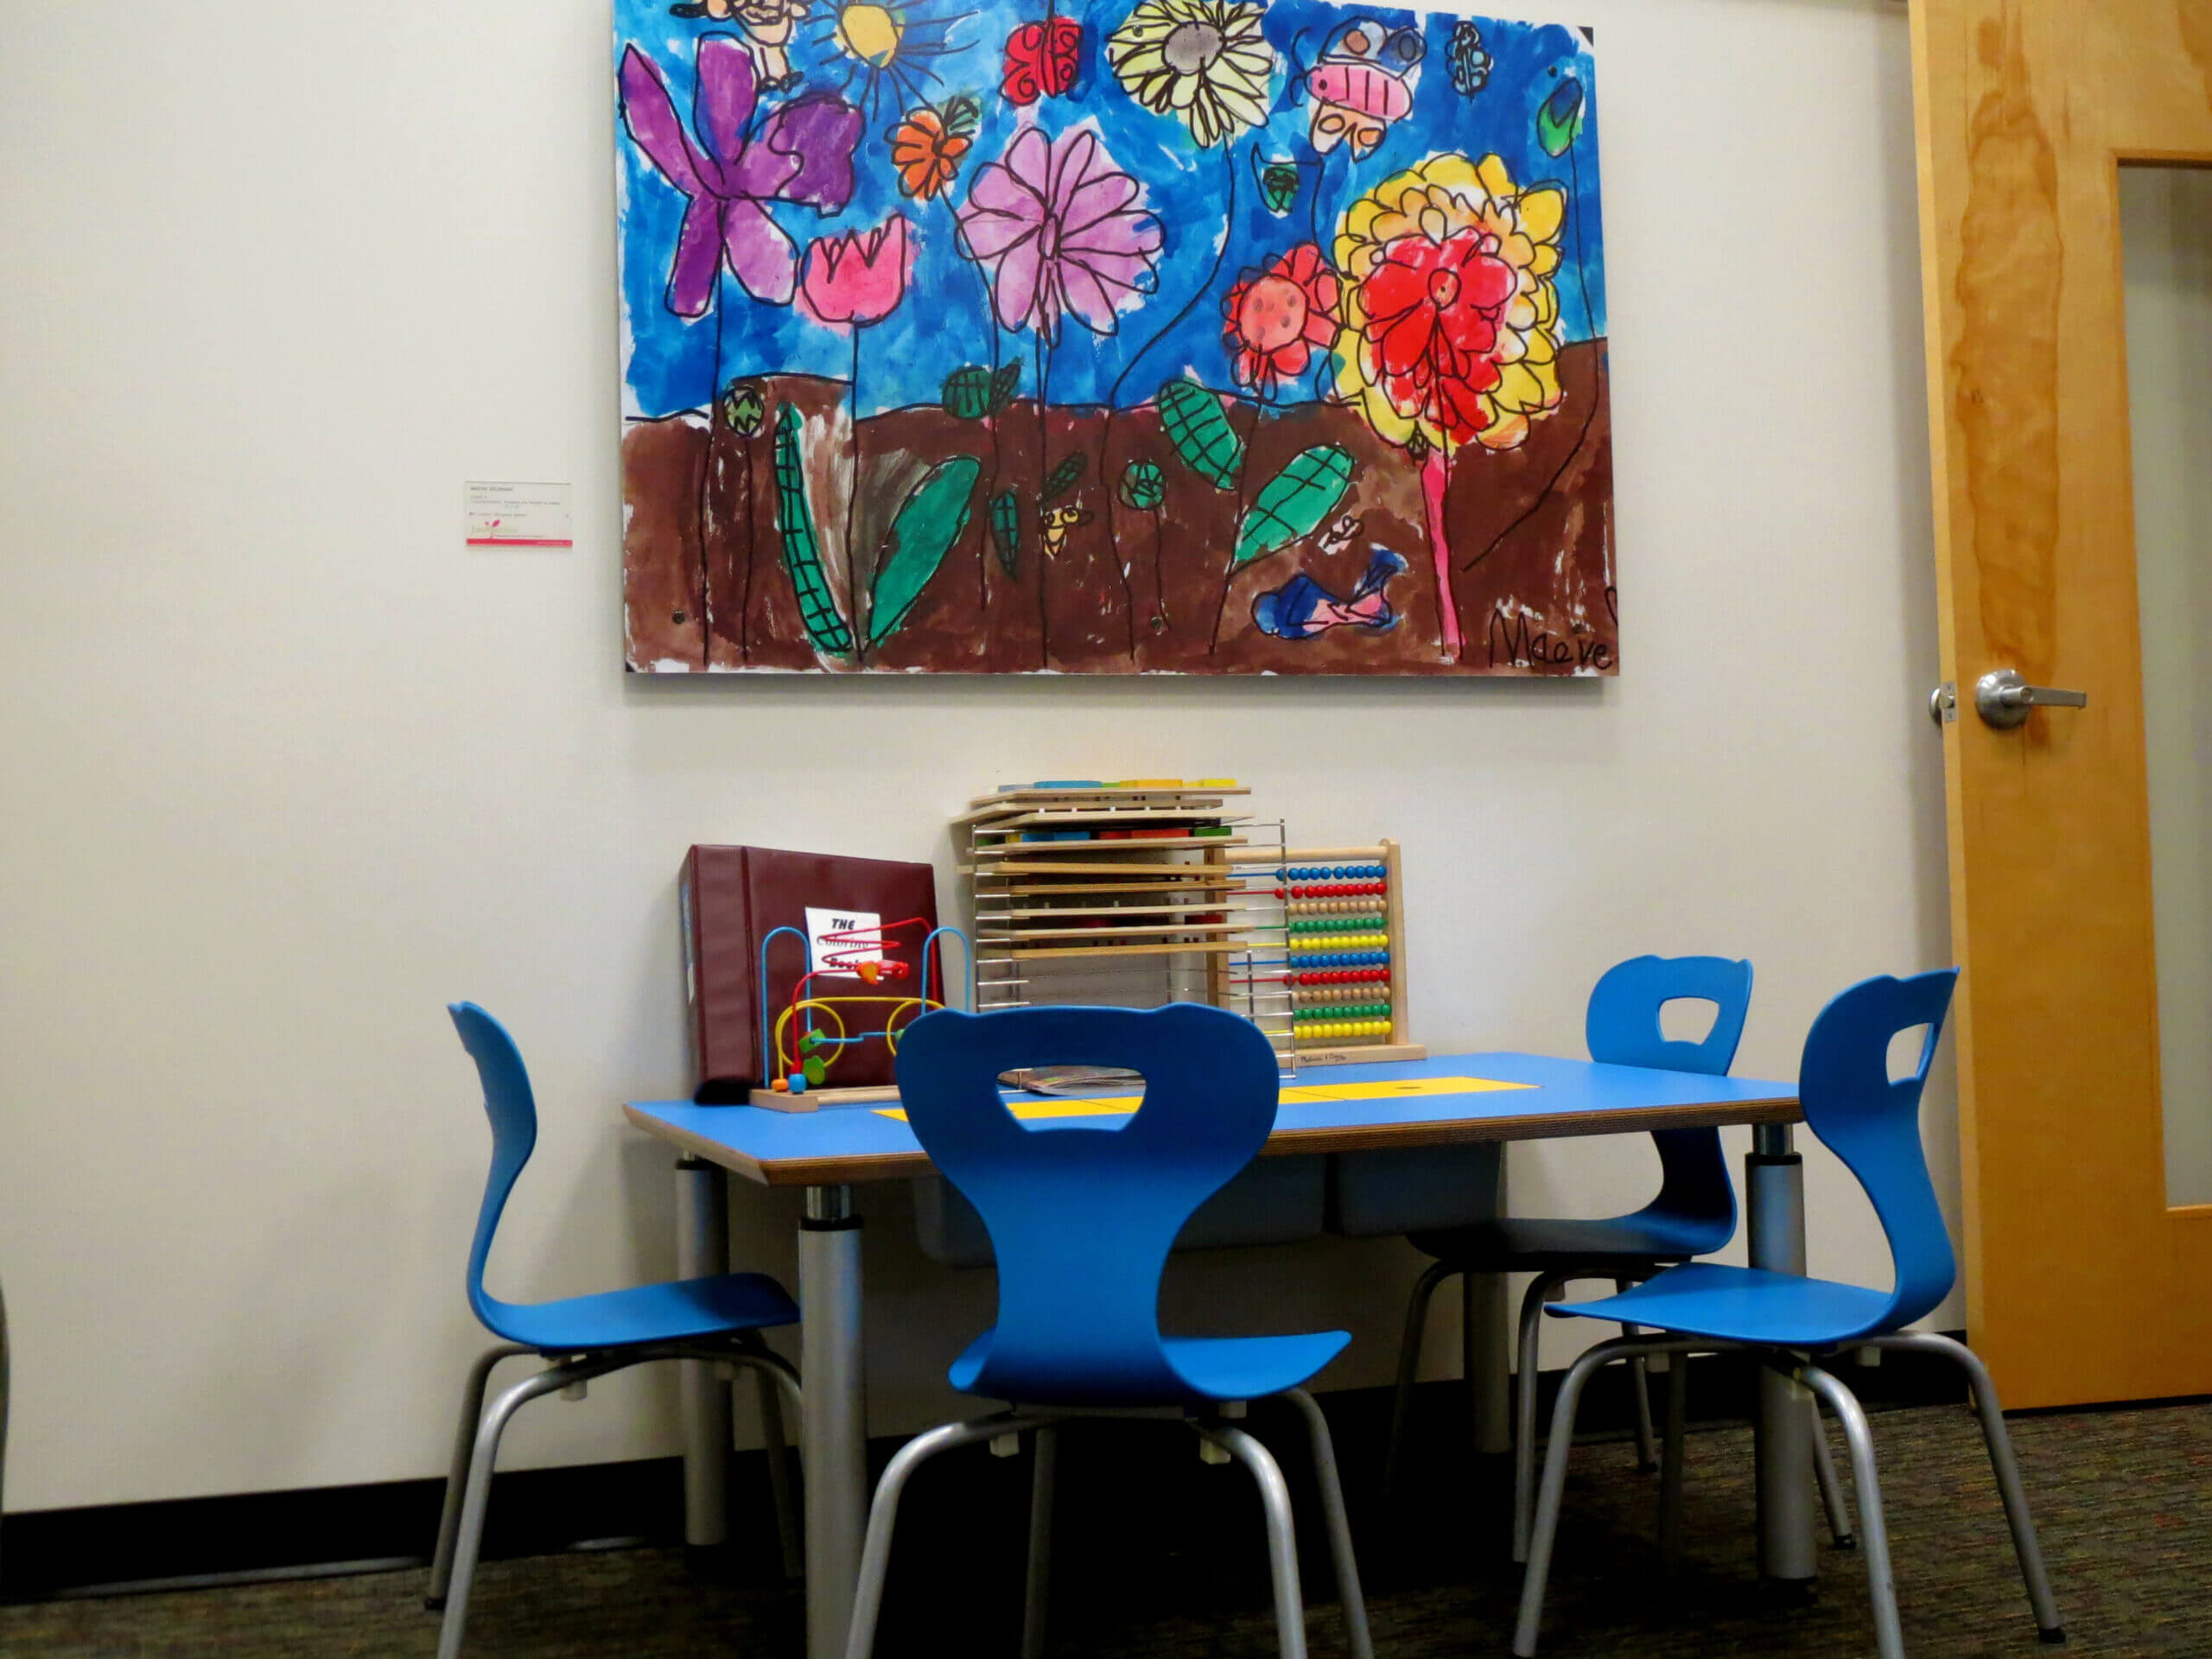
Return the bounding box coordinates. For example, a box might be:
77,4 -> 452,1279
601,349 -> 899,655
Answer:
888,96 -> 981,201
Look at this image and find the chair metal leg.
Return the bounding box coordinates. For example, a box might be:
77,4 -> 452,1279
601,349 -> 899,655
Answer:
1194,1421 -> 1309,1659
1022,1426 -> 1057,1659
729,1347 -> 806,1582
1658,1344 -> 1688,1574
1872,1332 -> 2063,1641
1284,1388 -> 1372,1659
1512,1335 -> 1643,1657
436,1359 -> 613,1659
1382,1259 -> 1455,1497
1513,1272 -> 1567,1564
427,1343 -> 532,1611
1809,1392 -> 1854,1548
1615,1280 -> 1657,1474
844,1414 -> 1051,1659
1798,1365 -> 1902,1659
757,1364 -> 804,1582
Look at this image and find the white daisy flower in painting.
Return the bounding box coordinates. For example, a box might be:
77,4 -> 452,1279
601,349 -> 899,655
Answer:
1106,0 -> 1275,149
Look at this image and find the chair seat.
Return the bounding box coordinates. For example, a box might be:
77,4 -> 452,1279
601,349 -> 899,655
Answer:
1409,1212 -> 1732,1273
1549,1262 -> 1897,1348
480,1272 -> 798,1353
949,1326 -> 1351,1407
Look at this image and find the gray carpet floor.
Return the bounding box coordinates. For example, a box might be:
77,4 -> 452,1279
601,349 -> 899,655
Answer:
5,1399 -> 2206,1656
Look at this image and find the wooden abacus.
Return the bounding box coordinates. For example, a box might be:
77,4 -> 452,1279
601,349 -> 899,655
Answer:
1229,840 -> 1424,1065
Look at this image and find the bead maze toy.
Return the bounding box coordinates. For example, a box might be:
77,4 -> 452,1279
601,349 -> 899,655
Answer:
746,916 -> 975,1110
681,843 -> 949,1103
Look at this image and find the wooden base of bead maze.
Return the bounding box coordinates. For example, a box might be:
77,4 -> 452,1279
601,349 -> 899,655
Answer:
746,1080 -> 904,1111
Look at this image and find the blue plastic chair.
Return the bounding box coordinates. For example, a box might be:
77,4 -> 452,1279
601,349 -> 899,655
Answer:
1384,956 -> 1758,1560
429,1004 -> 804,1659
844,1004 -> 1372,1659
1512,971 -> 2064,1659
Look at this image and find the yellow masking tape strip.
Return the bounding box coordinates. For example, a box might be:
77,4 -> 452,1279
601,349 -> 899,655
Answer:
874,1074 -> 1535,1122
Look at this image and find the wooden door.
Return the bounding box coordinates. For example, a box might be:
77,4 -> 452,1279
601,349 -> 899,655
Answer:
1912,0 -> 2212,1407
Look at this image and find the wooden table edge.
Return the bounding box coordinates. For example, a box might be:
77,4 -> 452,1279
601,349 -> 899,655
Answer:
625,1096 -> 1803,1190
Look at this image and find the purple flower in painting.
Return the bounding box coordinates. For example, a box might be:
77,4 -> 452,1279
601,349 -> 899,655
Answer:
955,124 -> 1164,344
620,35 -> 864,315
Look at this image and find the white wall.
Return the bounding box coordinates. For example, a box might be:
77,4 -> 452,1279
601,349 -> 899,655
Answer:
0,0 -> 1950,1513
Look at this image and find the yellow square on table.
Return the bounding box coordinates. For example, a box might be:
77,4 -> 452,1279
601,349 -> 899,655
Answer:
874,1074 -> 1533,1122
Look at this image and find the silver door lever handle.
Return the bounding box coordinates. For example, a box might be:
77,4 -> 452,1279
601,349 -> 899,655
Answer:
1975,668 -> 2088,729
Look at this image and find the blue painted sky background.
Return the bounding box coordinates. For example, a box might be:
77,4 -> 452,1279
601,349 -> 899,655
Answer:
616,0 -> 1604,419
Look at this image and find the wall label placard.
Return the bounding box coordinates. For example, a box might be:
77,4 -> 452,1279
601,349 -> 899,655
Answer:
466,481 -> 575,548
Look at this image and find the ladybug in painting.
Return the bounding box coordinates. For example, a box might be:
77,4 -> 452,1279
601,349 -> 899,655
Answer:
1002,13 -> 1082,105
1305,19 -> 1424,158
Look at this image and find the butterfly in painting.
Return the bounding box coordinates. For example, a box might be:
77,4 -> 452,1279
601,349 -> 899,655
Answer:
1001,12 -> 1082,105
1304,19 -> 1424,158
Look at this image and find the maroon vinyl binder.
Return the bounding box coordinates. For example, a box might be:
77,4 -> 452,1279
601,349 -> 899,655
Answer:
681,845 -> 941,1101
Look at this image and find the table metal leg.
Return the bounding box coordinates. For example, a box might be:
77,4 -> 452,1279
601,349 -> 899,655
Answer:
674,1157 -> 732,1548
1747,1124 -> 1816,1581
1465,1272 -> 1513,1456
800,1184 -> 867,1659
1467,1146 -> 1512,1455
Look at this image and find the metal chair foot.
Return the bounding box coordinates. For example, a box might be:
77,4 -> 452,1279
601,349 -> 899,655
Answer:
423,1596 -> 446,1612
2039,1628 -> 2068,1644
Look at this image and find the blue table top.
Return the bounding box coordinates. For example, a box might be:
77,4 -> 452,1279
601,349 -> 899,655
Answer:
625,1051 -> 1800,1188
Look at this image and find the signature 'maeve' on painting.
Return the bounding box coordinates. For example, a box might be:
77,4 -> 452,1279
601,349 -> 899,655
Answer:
615,0 -> 1612,677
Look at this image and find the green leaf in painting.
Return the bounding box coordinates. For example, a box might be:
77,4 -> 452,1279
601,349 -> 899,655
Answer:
941,92 -> 982,138
870,456 -> 982,645
989,490 -> 1020,575
989,361 -> 1022,413
942,366 -> 995,421
1041,453 -> 1085,502
1117,459 -> 1166,512
1154,378 -> 1243,488
1232,446 -> 1355,567
772,404 -> 853,656
1537,77 -> 1585,157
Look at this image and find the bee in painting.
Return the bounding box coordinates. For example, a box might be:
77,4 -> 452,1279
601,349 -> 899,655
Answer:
1039,502 -> 1092,559
1303,19 -> 1424,158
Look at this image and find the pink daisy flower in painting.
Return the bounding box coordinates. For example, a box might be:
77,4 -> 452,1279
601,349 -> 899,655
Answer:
955,124 -> 1164,344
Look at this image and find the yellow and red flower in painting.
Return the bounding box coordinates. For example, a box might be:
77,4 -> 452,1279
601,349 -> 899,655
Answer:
888,96 -> 980,201
1222,244 -> 1339,395
1332,153 -> 1567,453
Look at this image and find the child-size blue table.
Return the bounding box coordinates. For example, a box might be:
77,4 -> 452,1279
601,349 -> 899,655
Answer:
626,1052 -> 1809,1659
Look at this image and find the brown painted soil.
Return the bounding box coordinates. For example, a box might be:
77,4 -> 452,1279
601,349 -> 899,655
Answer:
622,339 -> 1613,676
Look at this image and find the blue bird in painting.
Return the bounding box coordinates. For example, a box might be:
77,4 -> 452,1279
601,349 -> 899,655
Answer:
1253,546 -> 1408,639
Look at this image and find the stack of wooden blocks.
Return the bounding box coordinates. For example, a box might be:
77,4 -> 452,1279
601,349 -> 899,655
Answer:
957,781 -> 1422,1069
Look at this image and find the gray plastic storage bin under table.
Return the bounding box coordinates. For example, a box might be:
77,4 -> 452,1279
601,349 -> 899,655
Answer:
1326,1142 -> 1503,1237
912,1154 -> 1326,1267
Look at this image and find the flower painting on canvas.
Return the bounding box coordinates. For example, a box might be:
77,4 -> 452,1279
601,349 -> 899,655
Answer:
615,0 -> 1611,675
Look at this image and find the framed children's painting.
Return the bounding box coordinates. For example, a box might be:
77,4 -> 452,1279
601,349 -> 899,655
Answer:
615,0 -> 1611,675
